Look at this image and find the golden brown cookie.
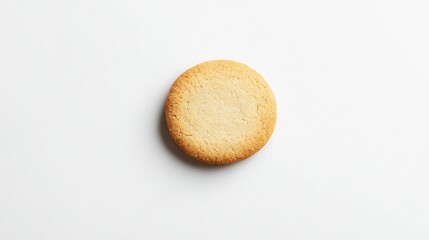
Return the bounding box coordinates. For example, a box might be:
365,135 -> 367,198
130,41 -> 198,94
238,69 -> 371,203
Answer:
165,60 -> 276,165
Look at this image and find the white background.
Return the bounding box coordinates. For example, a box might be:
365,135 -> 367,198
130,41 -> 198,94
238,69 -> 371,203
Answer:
1,0 -> 428,239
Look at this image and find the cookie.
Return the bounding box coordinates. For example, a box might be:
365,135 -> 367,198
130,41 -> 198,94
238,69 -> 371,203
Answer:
165,60 -> 276,165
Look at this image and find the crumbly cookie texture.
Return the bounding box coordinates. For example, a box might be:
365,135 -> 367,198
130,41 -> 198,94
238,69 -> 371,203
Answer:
165,60 -> 276,165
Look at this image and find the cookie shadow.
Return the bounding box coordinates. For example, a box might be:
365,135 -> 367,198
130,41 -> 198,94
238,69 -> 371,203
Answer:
159,103 -> 229,170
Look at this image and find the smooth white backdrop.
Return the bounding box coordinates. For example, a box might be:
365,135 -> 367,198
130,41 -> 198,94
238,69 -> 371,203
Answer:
1,0 -> 428,239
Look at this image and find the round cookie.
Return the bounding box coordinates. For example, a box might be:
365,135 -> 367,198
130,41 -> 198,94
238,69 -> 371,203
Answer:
165,60 -> 276,165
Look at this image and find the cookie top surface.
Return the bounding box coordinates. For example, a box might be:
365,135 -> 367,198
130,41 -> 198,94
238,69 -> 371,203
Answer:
165,60 -> 276,165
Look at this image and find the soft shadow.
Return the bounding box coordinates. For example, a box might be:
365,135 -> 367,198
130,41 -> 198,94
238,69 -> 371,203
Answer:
159,102 -> 231,170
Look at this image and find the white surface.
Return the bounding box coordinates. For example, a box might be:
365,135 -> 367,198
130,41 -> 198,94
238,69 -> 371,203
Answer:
1,0 -> 429,239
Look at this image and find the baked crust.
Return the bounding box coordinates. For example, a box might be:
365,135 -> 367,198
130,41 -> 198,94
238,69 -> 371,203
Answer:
165,60 -> 276,165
